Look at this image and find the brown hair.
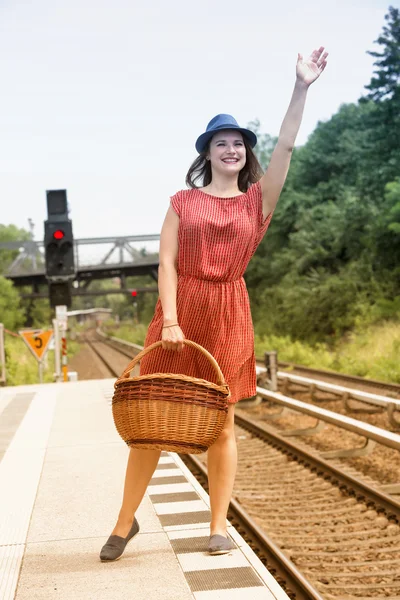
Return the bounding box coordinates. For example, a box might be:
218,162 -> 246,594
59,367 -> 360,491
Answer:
185,136 -> 264,193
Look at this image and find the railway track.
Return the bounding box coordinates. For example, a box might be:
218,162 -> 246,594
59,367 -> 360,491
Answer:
254,362 -> 400,437
185,413 -> 400,600
82,333 -> 132,378
77,330 -> 400,599
256,357 -> 400,400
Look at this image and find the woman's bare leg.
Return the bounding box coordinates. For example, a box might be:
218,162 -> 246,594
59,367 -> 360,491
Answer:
207,404 -> 237,536
111,447 -> 161,537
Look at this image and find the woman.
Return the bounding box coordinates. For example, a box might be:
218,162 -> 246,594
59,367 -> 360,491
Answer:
100,46 -> 328,561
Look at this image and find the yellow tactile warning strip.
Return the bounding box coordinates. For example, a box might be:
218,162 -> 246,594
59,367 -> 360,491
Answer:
147,451 -> 289,600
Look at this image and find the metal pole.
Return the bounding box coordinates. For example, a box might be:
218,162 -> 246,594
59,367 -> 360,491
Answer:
133,301 -> 138,325
55,305 -> 68,382
264,351 -> 278,392
61,334 -> 68,382
53,318 -> 61,382
38,360 -> 43,384
0,324 -> 5,384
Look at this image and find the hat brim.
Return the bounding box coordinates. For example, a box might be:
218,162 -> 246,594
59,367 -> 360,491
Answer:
195,126 -> 257,154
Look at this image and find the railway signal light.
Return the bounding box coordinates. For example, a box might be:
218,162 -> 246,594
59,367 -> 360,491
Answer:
45,220 -> 75,279
44,190 -> 75,280
44,189 -> 75,308
53,229 -> 65,240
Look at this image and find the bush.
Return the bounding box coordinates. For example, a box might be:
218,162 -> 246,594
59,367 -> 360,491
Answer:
106,323 -> 148,346
255,320 -> 400,383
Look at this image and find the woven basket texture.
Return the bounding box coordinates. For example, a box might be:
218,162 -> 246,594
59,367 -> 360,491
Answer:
112,340 -> 230,454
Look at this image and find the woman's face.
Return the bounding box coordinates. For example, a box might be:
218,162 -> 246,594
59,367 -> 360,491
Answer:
207,130 -> 246,176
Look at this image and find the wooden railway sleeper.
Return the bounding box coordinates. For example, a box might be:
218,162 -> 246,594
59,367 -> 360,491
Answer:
380,482 -> 400,495
387,402 -> 400,429
239,395 -> 263,407
284,378 -> 344,403
343,392 -> 385,414
281,378 -> 290,395
259,405 -> 290,420
310,383 -> 318,401
320,437 -> 376,459
309,382 -> 340,403
280,418 -> 326,436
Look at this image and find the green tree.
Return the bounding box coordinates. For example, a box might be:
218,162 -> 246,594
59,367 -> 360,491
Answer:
246,7 -> 400,343
0,224 -> 30,274
247,118 -> 277,170
370,178 -> 400,272
359,6 -> 400,197
0,276 -> 25,330
364,6 -> 400,101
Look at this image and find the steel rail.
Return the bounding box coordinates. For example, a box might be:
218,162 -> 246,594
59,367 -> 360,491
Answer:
234,408 -> 400,517
101,332 -> 143,354
256,364 -> 400,411
183,453 -> 324,600
84,337 -> 120,378
277,371 -> 400,408
256,357 -> 400,395
255,385 -> 400,452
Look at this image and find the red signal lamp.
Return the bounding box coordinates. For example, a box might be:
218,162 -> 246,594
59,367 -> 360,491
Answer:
131,290 -> 137,297
53,229 -> 65,240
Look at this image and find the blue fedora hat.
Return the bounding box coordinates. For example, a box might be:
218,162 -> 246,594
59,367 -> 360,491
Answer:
195,114 -> 257,154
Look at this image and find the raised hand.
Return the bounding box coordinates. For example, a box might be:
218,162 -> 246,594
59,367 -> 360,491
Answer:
296,46 -> 328,86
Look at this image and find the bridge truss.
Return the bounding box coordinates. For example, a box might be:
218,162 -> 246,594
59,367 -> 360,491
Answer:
0,234 -> 160,298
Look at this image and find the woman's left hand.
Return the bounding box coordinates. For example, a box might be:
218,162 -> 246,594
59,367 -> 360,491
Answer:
296,46 -> 328,87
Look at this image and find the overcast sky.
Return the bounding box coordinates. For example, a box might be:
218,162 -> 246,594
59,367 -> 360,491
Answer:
0,0 -> 394,243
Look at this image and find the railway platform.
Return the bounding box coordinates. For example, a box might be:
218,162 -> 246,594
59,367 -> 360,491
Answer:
0,379 -> 289,600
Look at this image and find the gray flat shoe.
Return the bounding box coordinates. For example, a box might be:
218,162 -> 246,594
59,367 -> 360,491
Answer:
100,518 -> 140,562
208,534 -> 235,555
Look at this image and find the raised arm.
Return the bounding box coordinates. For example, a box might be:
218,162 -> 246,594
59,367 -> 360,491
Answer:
261,46 -> 328,220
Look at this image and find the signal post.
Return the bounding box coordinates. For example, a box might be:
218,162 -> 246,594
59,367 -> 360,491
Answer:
44,190 -> 75,381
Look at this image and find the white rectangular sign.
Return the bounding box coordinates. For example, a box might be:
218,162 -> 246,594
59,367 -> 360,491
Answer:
56,305 -> 68,331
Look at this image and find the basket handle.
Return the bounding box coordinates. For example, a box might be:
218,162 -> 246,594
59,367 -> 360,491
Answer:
117,339 -> 227,386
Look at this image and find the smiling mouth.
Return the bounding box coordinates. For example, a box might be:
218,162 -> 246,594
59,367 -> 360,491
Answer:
222,158 -> 239,163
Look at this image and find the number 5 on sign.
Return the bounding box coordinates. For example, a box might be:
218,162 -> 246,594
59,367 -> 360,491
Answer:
19,329 -> 54,383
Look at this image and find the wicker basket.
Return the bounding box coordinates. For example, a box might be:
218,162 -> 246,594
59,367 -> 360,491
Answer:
112,339 -> 230,454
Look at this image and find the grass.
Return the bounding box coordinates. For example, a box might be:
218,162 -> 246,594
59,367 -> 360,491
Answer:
255,320 -> 400,383
104,322 -> 148,346
3,334 -> 81,386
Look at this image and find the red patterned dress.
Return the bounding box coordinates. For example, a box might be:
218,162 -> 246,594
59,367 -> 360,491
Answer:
139,180 -> 273,403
